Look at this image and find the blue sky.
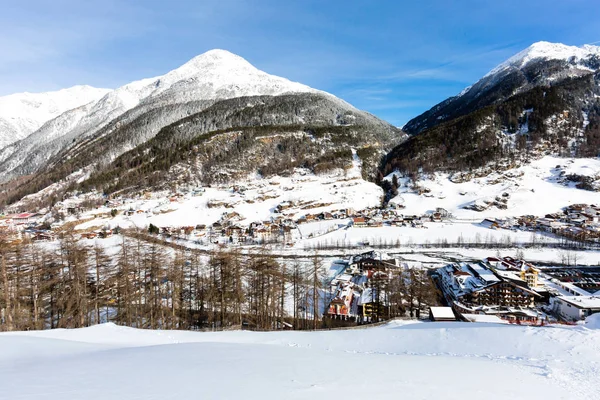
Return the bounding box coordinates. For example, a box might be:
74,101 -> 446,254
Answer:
1,0 -> 599,126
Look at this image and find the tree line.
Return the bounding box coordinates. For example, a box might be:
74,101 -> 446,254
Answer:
0,230 -> 441,332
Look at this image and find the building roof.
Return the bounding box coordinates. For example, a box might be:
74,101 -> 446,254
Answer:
429,307 -> 456,320
557,296 -> 600,309
462,314 -> 507,324
468,262 -> 501,284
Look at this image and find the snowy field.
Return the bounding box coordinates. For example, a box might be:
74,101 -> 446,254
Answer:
2,319 -> 600,399
297,222 -> 559,248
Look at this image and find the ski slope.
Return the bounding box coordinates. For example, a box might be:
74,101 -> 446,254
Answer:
2,320 -> 599,399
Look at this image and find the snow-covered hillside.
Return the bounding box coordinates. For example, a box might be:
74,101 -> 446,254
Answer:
2,320 -> 599,399
388,156 -> 600,219
72,156 -> 383,232
0,85 -> 110,148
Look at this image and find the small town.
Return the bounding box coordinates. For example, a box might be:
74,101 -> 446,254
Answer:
3,183 -> 600,252
323,250 -> 600,326
482,203 -> 600,244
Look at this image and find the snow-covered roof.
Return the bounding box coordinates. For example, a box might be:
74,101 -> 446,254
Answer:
557,296 -> 600,309
468,262 -> 501,284
429,307 -> 456,320
462,314 -> 507,324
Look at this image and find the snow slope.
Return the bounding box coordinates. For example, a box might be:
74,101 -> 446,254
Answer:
2,321 -> 599,399
388,156 -> 600,219
0,85 -> 110,148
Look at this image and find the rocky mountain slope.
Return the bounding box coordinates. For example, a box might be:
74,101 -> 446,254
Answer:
0,50 -> 403,206
384,42 -> 600,178
0,85 -> 110,148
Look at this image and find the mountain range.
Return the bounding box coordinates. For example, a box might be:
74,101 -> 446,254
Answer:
0,50 -> 402,206
1,42 -> 599,207
0,85 -> 110,149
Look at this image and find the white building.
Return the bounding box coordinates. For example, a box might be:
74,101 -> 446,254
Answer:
552,296 -> 600,321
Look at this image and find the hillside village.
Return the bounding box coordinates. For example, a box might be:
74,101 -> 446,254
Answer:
0,181 -> 447,246
482,203 -> 600,244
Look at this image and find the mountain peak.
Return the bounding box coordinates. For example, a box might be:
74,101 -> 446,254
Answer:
172,49 -> 257,77
486,41 -> 600,77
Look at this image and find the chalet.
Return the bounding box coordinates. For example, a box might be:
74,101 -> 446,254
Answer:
98,230 -> 113,239
367,219 -> 382,227
253,228 -> 269,242
582,212 -> 600,224
226,225 -> 243,237
435,207 -> 450,219
537,218 -> 563,232
32,231 -> 56,241
296,215 -> 307,224
430,212 -> 443,222
352,217 -> 367,227
481,218 -> 499,229
9,213 -> 42,225
412,217 -> 424,227
67,206 -> 83,215
350,251 -> 398,271
327,284 -> 355,318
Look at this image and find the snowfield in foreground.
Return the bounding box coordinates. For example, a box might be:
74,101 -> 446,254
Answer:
2,319 -> 600,399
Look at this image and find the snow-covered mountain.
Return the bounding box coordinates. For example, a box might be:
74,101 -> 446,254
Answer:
0,50 -> 331,183
484,41 -> 600,79
404,41 -> 600,135
0,50 -> 403,205
385,41 -> 600,179
0,85 -> 110,148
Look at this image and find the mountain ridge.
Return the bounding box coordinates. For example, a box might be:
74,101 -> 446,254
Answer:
0,49 -> 335,184
0,85 -> 111,148
383,41 -> 600,183
404,41 -> 600,135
